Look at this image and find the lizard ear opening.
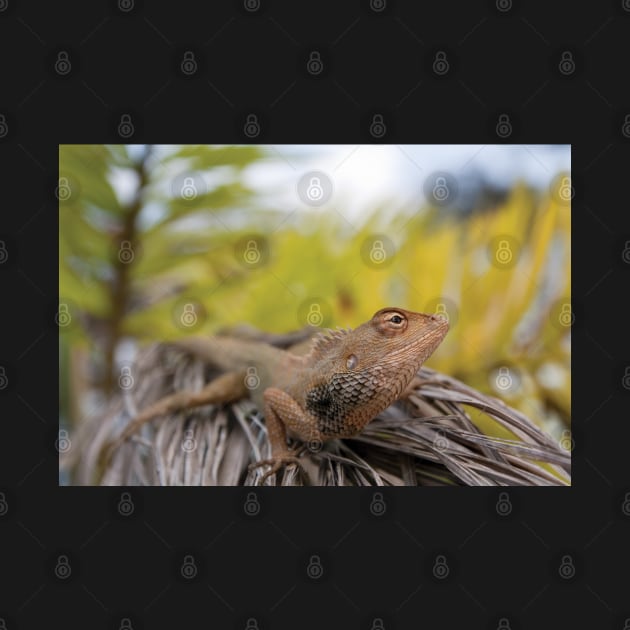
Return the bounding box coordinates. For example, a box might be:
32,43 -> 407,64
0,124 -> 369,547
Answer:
346,354 -> 358,370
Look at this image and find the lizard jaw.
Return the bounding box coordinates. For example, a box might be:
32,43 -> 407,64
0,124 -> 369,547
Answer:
386,314 -> 449,367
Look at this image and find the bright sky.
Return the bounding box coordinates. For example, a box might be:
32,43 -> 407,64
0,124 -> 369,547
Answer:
245,144 -> 570,219
119,144 -> 570,225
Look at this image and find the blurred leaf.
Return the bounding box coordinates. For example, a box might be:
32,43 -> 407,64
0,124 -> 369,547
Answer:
162,145 -> 265,170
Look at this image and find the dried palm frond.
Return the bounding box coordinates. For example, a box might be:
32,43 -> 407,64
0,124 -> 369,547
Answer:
62,330 -> 570,486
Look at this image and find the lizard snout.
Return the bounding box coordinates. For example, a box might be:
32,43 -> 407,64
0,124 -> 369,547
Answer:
429,312 -> 450,329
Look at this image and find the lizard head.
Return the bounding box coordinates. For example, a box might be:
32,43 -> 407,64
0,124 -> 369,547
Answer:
309,306 -> 448,375
351,307 -> 449,369
304,307 -> 449,438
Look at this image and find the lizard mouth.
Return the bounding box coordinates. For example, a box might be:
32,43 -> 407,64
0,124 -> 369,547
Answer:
390,315 -> 449,362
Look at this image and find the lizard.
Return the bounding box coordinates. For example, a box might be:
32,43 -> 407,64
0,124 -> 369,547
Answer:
102,307 -> 449,484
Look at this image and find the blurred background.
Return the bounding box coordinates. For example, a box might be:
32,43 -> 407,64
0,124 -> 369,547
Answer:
58,144 -> 571,470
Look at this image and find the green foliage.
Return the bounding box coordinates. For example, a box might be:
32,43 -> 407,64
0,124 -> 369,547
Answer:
59,145 -> 570,436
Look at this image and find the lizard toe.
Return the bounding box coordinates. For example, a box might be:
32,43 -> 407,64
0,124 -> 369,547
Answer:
249,455 -> 302,485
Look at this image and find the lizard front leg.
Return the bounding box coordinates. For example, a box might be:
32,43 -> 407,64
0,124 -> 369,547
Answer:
249,387 -> 322,485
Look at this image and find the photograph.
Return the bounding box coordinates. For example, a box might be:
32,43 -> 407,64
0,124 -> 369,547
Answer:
58,144 -> 571,486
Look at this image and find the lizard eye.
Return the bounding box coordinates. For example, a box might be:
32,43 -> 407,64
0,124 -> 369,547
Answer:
346,354 -> 358,369
386,312 -> 407,326
375,309 -> 408,335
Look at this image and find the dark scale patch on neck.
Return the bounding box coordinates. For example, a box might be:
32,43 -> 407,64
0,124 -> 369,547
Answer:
305,368 -> 395,438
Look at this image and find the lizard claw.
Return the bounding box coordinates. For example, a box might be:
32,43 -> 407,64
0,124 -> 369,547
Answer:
249,455 -> 303,485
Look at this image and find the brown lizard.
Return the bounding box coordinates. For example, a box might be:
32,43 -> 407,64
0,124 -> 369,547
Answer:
103,307 -> 448,483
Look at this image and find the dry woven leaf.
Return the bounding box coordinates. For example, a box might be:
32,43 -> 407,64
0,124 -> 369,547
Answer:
63,331 -> 570,487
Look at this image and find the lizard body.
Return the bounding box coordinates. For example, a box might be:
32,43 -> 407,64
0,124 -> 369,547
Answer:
104,307 -> 448,483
